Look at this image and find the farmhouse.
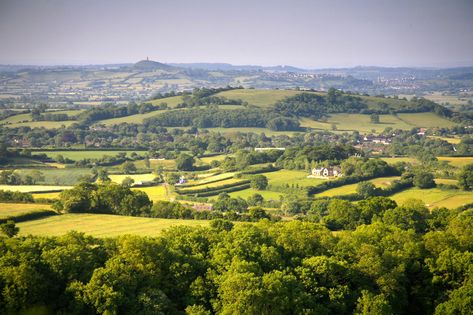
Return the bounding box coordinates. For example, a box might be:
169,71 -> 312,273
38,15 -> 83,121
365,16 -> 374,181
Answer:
308,166 -> 343,179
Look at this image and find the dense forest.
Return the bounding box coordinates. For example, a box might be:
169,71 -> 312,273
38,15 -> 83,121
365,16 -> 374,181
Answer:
1,206 -> 472,314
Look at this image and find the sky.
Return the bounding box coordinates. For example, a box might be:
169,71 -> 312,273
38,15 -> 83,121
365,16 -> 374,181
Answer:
0,0 -> 472,68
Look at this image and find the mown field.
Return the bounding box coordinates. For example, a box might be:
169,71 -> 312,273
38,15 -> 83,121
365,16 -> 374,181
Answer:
391,188 -> 473,209
132,185 -> 170,201
0,203 -> 52,219
17,213 -> 210,237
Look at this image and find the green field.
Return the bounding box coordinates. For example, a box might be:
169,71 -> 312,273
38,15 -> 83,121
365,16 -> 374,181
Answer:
134,158 -> 176,169
0,203 -> 52,219
17,213 -> 210,237
427,136 -> 461,144
316,176 -> 401,197
380,157 -> 419,164
197,154 -> 229,164
265,169 -> 326,188
437,156 -> 473,167
396,113 -> 456,128
227,188 -> 285,200
300,113 -> 455,133
0,185 -> 72,193
4,120 -> 76,129
97,110 -> 170,125
33,150 -> 148,161
16,168 -> 92,185
132,185 -> 170,201
216,89 -> 309,107
108,173 -> 157,183
391,188 -> 473,209
148,95 -> 184,107
32,192 -> 61,200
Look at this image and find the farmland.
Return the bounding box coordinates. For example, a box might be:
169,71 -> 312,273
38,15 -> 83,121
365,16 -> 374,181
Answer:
108,173 -> 157,183
391,188 -> 473,209
216,89 -> 308,107
299,112 -> 454,133
17,213 -> 210,237
0,185 -> 72,193
132,185 -> 170,201
0,202 -> 52,219
437,156 -> 473,167
15,168 -> 93,185
315,176 -> 401,197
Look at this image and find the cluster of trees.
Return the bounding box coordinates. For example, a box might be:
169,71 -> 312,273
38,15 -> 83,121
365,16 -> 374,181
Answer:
0,189 -> 34,203
274,89 -> 367,118
144,107 -> 301,131
53,182 -> 151,216
0,170 -> 44,185
150,200 -> 273,222
78,102 -> 166,123
276,144 -> 359,170
1,206 -> 472,314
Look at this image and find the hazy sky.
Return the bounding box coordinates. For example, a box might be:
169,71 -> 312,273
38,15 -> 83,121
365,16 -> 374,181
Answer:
0,0 -> 472,68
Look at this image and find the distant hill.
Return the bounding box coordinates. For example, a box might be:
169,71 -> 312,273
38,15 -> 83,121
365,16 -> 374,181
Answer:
169,63 -> 307,73
132,59 -> 176,71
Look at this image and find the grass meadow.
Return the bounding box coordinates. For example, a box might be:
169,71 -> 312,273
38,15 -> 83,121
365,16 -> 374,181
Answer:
17,213 -> 210,237
391,188 -> 473,209
0,203 -> 52,219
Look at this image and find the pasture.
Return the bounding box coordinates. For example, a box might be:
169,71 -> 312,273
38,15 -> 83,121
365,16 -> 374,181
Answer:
0,203 -> 52,219
17,213 -> 210,237
380,157 -> 418,164
437,156 -> 473,168
16,168 -> 92,185
216,89 -> 308,107
148,95 -> 184,107
0,185 -> 72,193
108,173 -> 157,184
135,158 -> 176,169
300,113 -> 455,133
3,120 -> 76,129
265,169 -> 326,188
391,188 -> 473,209
315,176 -> 401,197
132,185 -> 170,201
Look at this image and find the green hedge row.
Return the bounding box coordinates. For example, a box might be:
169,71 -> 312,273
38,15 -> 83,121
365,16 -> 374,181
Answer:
239,164 -> 280,175
0,209 -> 58,224
177,180 -> 250,195
195,183 -> 251,197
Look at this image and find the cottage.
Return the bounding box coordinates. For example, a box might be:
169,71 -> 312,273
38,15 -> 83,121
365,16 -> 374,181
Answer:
308,166 -> 343,179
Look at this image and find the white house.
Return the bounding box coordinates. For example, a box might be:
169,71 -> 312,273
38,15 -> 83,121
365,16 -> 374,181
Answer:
308,166 -> 343,179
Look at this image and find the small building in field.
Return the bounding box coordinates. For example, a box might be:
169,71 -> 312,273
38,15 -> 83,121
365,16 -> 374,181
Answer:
308,166 -> 343,179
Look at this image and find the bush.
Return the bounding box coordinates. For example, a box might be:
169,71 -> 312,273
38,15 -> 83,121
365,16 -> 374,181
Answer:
413,171 -> 436,189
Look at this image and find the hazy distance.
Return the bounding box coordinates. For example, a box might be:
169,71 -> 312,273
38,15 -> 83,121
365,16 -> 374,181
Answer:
0,0 -> 472,68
